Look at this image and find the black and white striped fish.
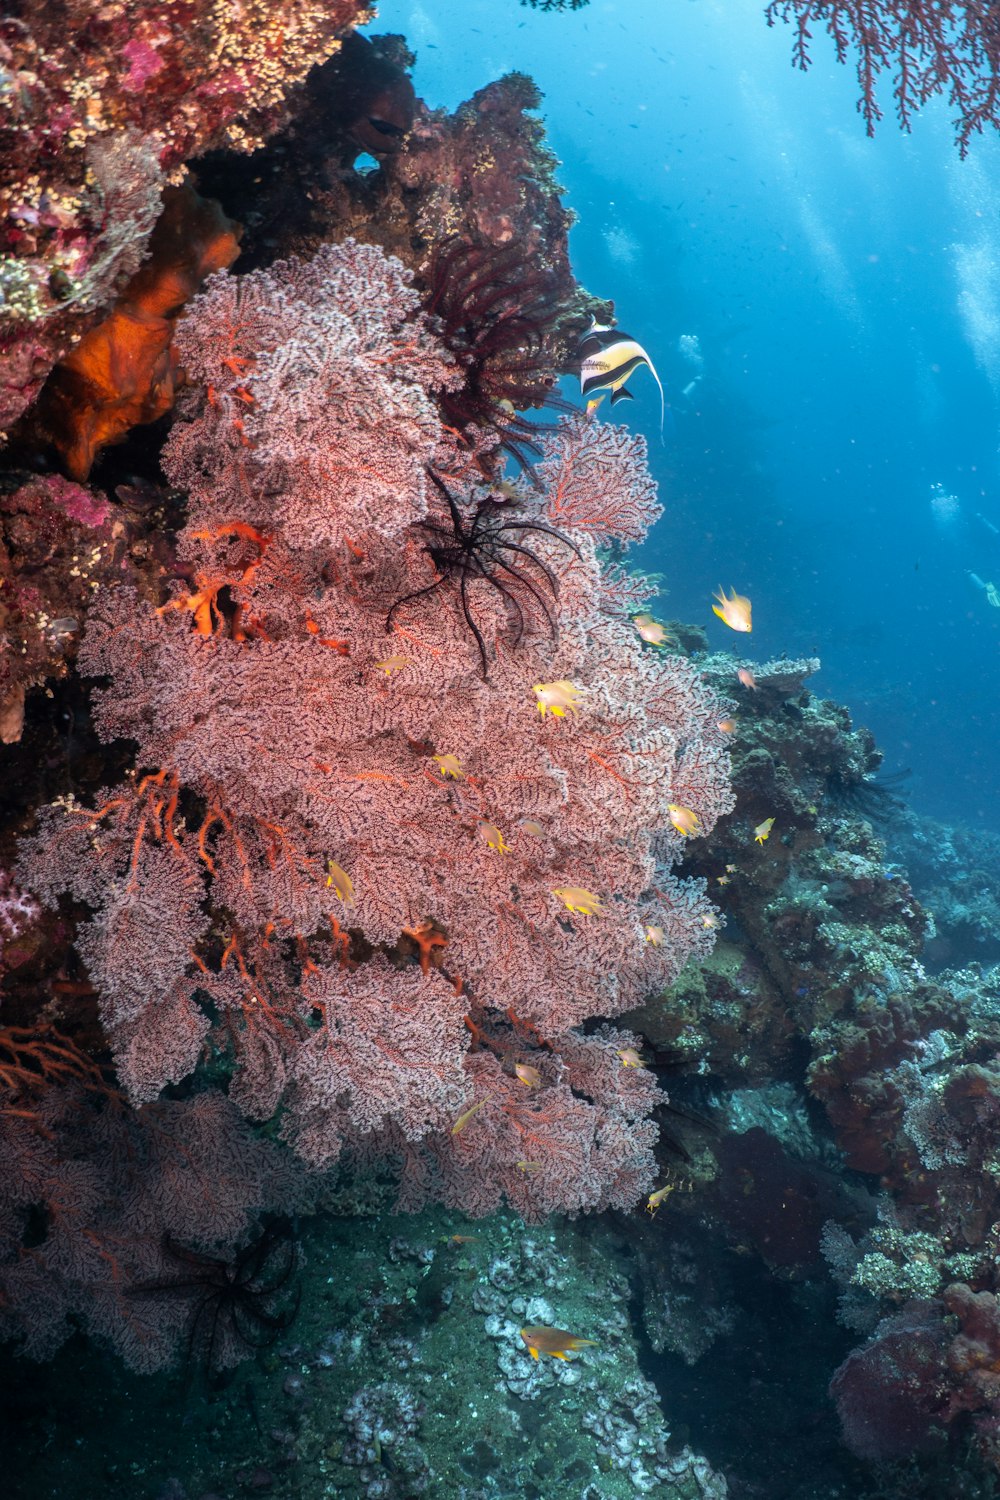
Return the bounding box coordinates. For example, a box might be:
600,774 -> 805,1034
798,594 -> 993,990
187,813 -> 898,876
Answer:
578,319 -> 665,436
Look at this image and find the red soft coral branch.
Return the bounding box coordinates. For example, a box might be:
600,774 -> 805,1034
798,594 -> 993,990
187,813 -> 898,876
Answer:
768,0 -> 1000,152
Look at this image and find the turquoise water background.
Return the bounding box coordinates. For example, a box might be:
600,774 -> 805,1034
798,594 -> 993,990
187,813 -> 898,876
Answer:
386,0 -> 1000,830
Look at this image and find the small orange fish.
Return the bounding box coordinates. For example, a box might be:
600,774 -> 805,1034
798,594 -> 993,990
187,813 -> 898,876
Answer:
717,717 -> 737,734
712,586 -> 752,633
515,1063 -> 542,1088
737,667 -> 758,691
519,818 -> 546,838
452,1098 -> 487,1135
533,680 -> 583,718
434,753 -> 464,779
646,1183 -> 674,1216
444,1234 -> 481,1245
633,614 -> 674,648
519,1325 -> 598,1361
668,803 -> 700,837
516,1160 -> 541,1175
644,924 -> 665,946
754,816 -> 775,845
617,1047 -> 647,1068
478,821 -> 510,854
375,654 -> 409,675
325,859 -> 355,904
552,886 -> 603,916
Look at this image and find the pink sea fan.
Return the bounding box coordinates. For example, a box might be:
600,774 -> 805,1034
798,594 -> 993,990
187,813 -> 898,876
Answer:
386,1049 -> 659,1221
830,1302 -> 952,1460
0,1087 -> 310,1372
285,959 -> 470,1168
538,416 -> 663,544
167,239 -> 460,552
20,239 -> 734,1218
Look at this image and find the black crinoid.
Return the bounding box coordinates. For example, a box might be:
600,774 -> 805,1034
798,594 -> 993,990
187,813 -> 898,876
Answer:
139,1216 -> 301,1380
387,470 -> 580,676
826,766 -> 911,822
422,237 -> 576,474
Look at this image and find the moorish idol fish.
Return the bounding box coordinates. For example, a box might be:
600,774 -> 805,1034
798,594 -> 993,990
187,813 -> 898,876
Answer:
578,319 -> 666,437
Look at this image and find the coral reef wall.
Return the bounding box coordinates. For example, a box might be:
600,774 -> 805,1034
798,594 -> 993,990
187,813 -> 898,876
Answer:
0,0 -> 372,432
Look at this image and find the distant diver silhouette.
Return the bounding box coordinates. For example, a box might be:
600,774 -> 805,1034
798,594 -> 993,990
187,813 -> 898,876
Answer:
967,570 -> 1000,607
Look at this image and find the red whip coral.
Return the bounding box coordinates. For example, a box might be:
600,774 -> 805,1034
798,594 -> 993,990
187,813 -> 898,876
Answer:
21,240 -> 734,1218
768,0 -> 1000,153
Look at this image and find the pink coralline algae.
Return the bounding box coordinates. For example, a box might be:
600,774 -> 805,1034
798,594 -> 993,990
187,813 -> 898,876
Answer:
21,239 -> 734,1219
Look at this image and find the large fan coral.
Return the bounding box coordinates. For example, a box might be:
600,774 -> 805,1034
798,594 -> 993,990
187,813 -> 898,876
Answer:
20,240 -> 734,1220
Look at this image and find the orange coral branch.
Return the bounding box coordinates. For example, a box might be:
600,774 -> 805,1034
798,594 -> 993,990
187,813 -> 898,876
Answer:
401,919 -> 448,974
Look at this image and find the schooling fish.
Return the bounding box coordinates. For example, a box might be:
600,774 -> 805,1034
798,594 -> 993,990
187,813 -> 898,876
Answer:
578,319 -> 666,437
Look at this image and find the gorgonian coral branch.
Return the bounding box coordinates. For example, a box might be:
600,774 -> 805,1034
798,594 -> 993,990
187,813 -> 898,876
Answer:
767,0 -> 1000,153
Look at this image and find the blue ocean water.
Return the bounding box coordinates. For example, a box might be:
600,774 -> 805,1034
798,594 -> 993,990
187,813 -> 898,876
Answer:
393,0 -> 1000,832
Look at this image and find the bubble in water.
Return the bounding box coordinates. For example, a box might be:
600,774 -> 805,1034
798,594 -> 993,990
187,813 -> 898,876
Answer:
930,482 -> 960,527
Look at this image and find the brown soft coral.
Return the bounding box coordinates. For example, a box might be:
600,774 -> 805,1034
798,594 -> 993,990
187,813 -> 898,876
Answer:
23,184 -> 240,480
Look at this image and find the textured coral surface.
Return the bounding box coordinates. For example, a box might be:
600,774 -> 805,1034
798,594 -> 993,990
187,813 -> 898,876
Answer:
0,0 -> 371,429
20,238 -> 732,1226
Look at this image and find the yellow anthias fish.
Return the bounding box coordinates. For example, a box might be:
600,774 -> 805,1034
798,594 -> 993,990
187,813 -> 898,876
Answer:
712,586 -> 752,633
452,1098 -> 487,1135
515,1063 -> 542,1088
701,912 -> 722,930
754,816 -> 775,845
478,821 -> 510,854
552,886 -> 603,916
737,667 -> 758,691
433,753 -> 464,780
633,614 -> 674,648
617,1047 -> 647,1068
519,818 -> 546,838
325,859 -> 355,905
717,717 -> 737,734
646,1184 -> 674,1217
644,924 -> 665,946
520,1325 -> 598,1361
533,680 -> 583,718
668,803 -> 700,837
375,654 -> 409,675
